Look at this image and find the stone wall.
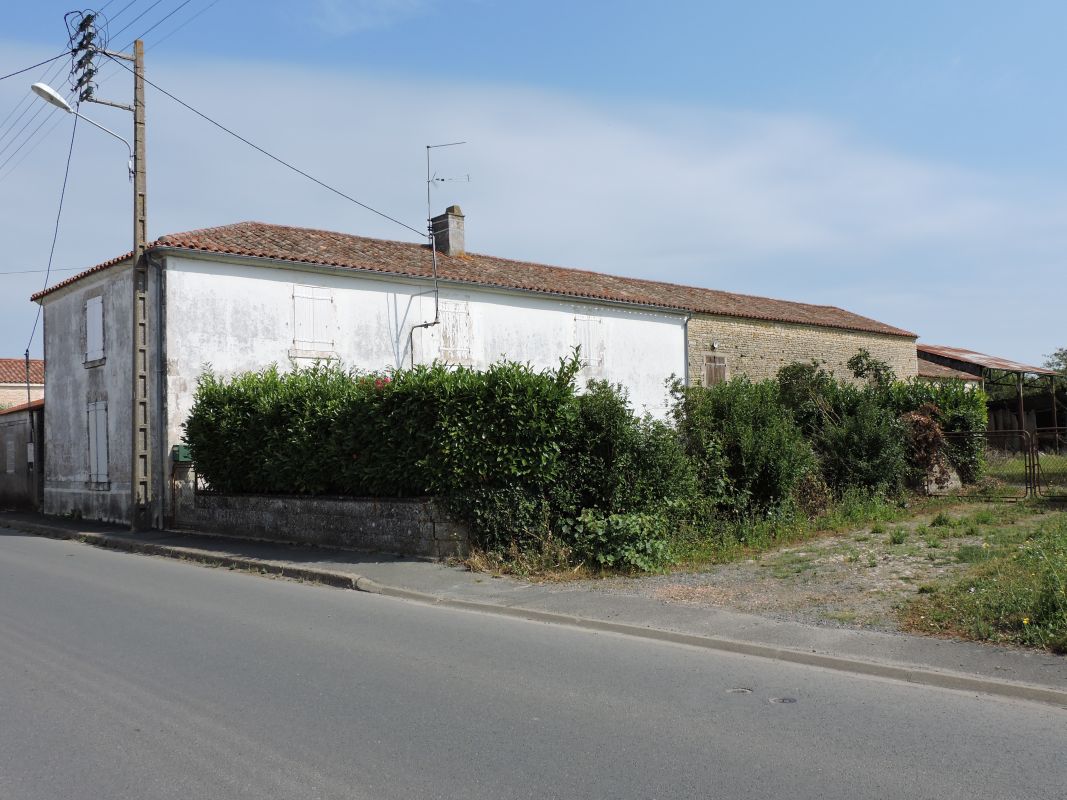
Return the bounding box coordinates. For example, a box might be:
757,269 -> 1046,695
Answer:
687,314 -> 917,385
175,492 -> 469,558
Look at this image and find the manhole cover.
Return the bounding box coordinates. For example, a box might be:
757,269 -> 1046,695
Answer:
726,687 -> 753,694
769,697 -> 797,704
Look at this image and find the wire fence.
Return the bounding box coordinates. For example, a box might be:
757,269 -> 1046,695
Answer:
941,430 -> 1033,500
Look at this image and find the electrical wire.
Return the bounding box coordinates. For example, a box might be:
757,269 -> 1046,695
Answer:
104,54 -> 426,238
0,56 -> 70,147
108,0 -> 169,42
0,53 -> 70,83
90,0 -> 222,91
146,0 -> 221,51
0,267 -> 80,276
130,0 -> 197,41
26,115 -> 79,349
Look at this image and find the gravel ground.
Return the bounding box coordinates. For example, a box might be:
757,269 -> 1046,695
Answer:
548,507 -> 1051,633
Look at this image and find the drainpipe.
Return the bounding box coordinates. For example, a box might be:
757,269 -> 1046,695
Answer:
408,230 -> 441,368
682,312 -> 692,387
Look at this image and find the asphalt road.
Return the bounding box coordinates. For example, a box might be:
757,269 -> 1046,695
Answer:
0,531 -> 1064,800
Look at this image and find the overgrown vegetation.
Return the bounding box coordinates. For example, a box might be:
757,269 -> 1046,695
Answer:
184,348 -> 989,575
904,508 -> 1067,653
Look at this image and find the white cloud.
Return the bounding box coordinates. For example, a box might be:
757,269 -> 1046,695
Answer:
1,44 -> 1065,364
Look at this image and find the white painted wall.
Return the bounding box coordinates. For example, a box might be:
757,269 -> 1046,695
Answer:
162,254 -> 687,451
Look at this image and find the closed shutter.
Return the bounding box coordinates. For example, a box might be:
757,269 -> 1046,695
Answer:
4,440 -> 13,474
85,296 -> 104,361
703,355 -> 728,386
87,401 -> 109,483
293,286 -> 335,350
574,314 -> 604,368
440,300 -> 472,363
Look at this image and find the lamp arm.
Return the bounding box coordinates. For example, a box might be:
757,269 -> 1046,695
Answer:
71,108 -> 133,161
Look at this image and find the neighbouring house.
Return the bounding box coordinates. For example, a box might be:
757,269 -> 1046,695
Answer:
32,207 -> 915,526
0,358 -> 44,408
0,399 -> 44,510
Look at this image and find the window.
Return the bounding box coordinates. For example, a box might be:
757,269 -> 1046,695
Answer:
4,440 -> 13,474
574,313 -> 604,369
87,401 -> 108,484
85,296 -> 104,363
293,286 -> 335,351
703,354 -> 728,386
440,300 -> 472,363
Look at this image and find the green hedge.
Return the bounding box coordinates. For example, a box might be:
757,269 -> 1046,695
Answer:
184,350 -> 991,569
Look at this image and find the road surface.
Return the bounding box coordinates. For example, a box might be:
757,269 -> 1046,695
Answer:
0,530 -> 1063,799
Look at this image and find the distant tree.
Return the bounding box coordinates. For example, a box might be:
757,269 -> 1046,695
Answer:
1044,347 -> 1067,376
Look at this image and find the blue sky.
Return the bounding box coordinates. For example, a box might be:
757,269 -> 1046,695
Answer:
2,1 -> 1065,364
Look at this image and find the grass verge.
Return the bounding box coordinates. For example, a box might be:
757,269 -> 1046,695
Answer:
902,509 -> 1067,653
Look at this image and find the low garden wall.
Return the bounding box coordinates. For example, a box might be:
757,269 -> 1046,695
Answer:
175,493 -> 468,558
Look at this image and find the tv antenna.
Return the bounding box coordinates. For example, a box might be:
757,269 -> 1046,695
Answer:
410,141 -> 468,367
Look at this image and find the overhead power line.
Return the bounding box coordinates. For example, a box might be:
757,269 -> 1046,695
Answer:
103,54 -> 426,238
0,267 -> 81,276
27,115 -> 79,349
0,53 -> 70,83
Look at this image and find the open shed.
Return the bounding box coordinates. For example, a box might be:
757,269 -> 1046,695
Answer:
917,343 -> 1061,433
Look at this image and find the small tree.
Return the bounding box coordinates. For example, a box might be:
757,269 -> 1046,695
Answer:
1044,347 -> 1067,376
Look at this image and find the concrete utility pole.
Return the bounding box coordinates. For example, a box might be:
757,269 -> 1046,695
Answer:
76,22 -> 151,529
130,39 -> 151,530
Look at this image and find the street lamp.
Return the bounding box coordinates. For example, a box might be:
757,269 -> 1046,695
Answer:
31,82 -> 133,177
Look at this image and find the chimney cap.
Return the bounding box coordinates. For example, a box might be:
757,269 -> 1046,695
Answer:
445,204 -> 464,216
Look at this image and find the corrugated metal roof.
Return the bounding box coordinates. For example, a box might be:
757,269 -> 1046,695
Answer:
916,358 -> 982,382
31,222 -> 916,338
917,343 -> 1056,376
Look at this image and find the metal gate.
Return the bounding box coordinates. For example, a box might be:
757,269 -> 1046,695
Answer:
1033,427 -> 1067,498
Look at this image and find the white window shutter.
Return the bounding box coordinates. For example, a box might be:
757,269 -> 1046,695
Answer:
440,300 -> 472,362
85,296 -> 104,361
574,314 -> 604,368
294,286 -> 334,350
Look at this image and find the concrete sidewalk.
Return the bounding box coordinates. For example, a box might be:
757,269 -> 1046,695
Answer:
2,511 -> 1065,708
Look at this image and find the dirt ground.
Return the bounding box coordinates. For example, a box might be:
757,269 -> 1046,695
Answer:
562,504 -> 1056,633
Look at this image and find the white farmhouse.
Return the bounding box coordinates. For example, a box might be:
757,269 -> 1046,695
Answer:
33,207 -> 688,525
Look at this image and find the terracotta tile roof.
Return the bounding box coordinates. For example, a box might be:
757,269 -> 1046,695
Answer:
0,358 -> 44,384
0,398 -> 44,416
30,252 -> 133,302
917,343 -> 1056,376
32,221 -> 916,338
916,358 -> 982,382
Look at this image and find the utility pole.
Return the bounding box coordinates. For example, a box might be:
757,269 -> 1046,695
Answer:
66,11 -> 152,530
130,39 -> 151,530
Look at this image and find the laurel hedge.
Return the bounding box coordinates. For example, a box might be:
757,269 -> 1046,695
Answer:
183,351 -> 988,567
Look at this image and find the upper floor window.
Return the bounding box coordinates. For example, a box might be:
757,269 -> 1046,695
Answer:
85,296 -> 104,363
440,300 -> 472,364
574,313 -> 604,370
293,286 -> 335,352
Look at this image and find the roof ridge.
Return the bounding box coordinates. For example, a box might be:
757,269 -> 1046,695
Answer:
32,220 -> 916,338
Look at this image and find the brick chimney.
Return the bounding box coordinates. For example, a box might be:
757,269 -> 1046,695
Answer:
431,205 -> 465,256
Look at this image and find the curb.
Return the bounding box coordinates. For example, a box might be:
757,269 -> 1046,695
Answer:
4,519 -> 1065,709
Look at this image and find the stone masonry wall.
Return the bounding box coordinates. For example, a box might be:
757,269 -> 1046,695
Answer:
687,314 -> 917,385
176,492 -> 469,559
